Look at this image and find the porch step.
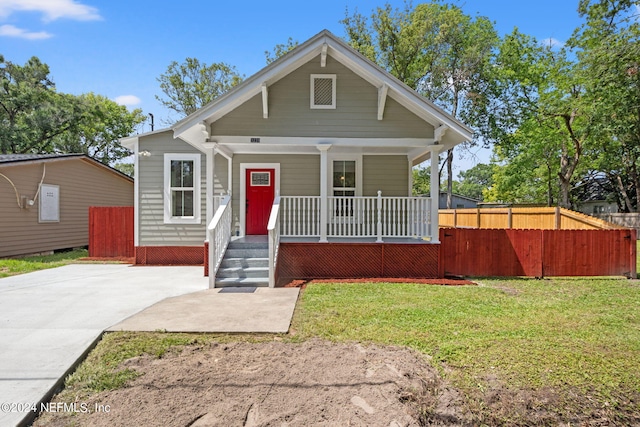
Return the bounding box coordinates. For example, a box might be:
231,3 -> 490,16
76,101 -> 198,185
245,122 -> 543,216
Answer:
224,248 -> 269,258
214,237 -> 269,287
216,266 -> 269,279
220,257 -> 269,268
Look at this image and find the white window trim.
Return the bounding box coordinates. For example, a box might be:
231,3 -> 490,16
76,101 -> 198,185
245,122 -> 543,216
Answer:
328,153 -> 362,197
310,74 -> 337,109
164,153 -> 201,224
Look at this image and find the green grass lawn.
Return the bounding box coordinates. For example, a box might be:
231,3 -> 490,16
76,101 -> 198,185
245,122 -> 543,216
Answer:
36,277 -> 640,425
0,249 -> 88,278
292,279 -> 640,414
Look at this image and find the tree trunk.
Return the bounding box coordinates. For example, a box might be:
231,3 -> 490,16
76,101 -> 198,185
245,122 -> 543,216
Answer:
615,174 -> 634,213
557,113 -> 583,209
547,163 -> 554,207
630,161 -> 640,212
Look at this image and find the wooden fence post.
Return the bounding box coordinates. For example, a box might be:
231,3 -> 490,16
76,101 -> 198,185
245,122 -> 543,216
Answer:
555,206 -> 561,229
630,229 -> 637,279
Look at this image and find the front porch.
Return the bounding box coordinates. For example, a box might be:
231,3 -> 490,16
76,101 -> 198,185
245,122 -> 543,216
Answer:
207,192 -> 440,288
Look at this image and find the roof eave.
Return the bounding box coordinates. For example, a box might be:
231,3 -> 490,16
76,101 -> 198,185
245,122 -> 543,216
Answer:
172,29 -> 473,147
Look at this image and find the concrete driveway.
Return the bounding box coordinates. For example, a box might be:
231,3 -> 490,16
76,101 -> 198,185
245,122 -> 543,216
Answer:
0,264 -> 208,427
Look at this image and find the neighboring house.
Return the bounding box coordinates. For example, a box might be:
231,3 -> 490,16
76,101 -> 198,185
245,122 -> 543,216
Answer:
577,200 -> 618,215
122,30 -> 472,286
438,192 -> 479,209
0,154 -> 133,258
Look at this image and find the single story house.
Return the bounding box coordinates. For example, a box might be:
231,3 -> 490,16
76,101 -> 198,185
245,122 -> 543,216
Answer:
438,192 -> 479,209
0,154 -> 133,258
122,29 -> 472,287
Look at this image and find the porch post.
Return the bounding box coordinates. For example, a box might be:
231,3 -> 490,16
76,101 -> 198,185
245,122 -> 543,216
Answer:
407,156 -> 413,196
203,144 -> 216,286
317,144 -> 332,242
430,147 -> 442,243
205,147 -> 216,226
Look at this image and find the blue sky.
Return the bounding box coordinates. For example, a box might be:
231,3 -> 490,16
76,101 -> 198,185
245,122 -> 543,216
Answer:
0,0 -> 586,170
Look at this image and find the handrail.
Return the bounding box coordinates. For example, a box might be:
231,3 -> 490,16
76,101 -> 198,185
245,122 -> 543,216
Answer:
208,195 -> 231,231
267,196 -> 281,288
207,195 -> 232,288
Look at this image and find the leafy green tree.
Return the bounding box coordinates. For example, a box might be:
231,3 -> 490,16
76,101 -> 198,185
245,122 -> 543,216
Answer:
0,56 -> 142,164
113,162 -> 134,177
452,163 -> 493,201
265,37 -> 299,64
571,0 -> 640,211
55,93 -> 146,165
342,3 -> 499,208
480,29 -> 594,208
412,166 -> 431,195
156,58 -> 243,120
486,126 -> 562,205
0,55 -> 86,155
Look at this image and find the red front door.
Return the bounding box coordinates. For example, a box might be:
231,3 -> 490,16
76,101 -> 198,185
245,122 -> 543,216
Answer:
246,169 -> 275,235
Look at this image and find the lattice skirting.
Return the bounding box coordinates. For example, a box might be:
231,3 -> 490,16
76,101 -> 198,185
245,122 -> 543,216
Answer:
135,246 -> 205,266
276,242 -> 440,286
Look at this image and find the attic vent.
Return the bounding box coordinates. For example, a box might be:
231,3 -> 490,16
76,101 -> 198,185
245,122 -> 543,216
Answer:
311,74 -> 336,109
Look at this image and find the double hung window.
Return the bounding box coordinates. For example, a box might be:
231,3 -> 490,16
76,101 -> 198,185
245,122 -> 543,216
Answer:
332,160 -> 356,217
164,153 -> 201,224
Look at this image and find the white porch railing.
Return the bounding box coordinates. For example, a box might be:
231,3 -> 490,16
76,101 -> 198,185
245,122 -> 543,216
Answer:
279,192 -> 432,241
280,196 -> 321,237
207,195 -> 232,288
267,195 -> 281,288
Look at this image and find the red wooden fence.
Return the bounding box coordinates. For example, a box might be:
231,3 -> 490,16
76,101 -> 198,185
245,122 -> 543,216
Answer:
440,228 -> 637,278
89,206 -> 134,258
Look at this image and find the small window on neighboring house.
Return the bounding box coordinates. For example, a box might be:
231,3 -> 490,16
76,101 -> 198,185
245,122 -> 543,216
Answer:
311,74 -> 336,109
164,153 -> 201,224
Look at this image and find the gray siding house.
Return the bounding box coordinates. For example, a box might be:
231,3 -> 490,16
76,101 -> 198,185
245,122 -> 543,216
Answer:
0,154 -> 133,258
122,30 -> 472,286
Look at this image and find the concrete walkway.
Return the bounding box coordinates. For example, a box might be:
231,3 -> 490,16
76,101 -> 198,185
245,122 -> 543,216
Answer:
0,264 -> 298,427
109,287 -> 299,333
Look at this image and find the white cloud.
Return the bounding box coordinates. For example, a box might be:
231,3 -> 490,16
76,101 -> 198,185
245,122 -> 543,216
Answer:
0,0 -> 101,22
0,24 -> 51,39
114,95 -> 141,107
540,37 -> 565,49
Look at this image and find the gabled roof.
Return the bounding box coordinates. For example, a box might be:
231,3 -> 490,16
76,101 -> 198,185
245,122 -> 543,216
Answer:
172,30 -> 472,154
0,153 -> 133,182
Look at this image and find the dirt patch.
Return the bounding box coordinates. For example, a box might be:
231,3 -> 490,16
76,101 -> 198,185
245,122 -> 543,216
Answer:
35,340 -> 470,427
34,339 -> 640,426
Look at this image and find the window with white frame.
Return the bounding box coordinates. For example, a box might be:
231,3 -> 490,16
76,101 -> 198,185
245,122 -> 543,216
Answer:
332,160 -> 356,196
332,160 -> 356,217
164,153 -> 201,224
310,74 -> 336,109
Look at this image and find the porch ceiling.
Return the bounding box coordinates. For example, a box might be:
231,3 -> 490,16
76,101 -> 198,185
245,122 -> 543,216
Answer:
207,136 -> 439,165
